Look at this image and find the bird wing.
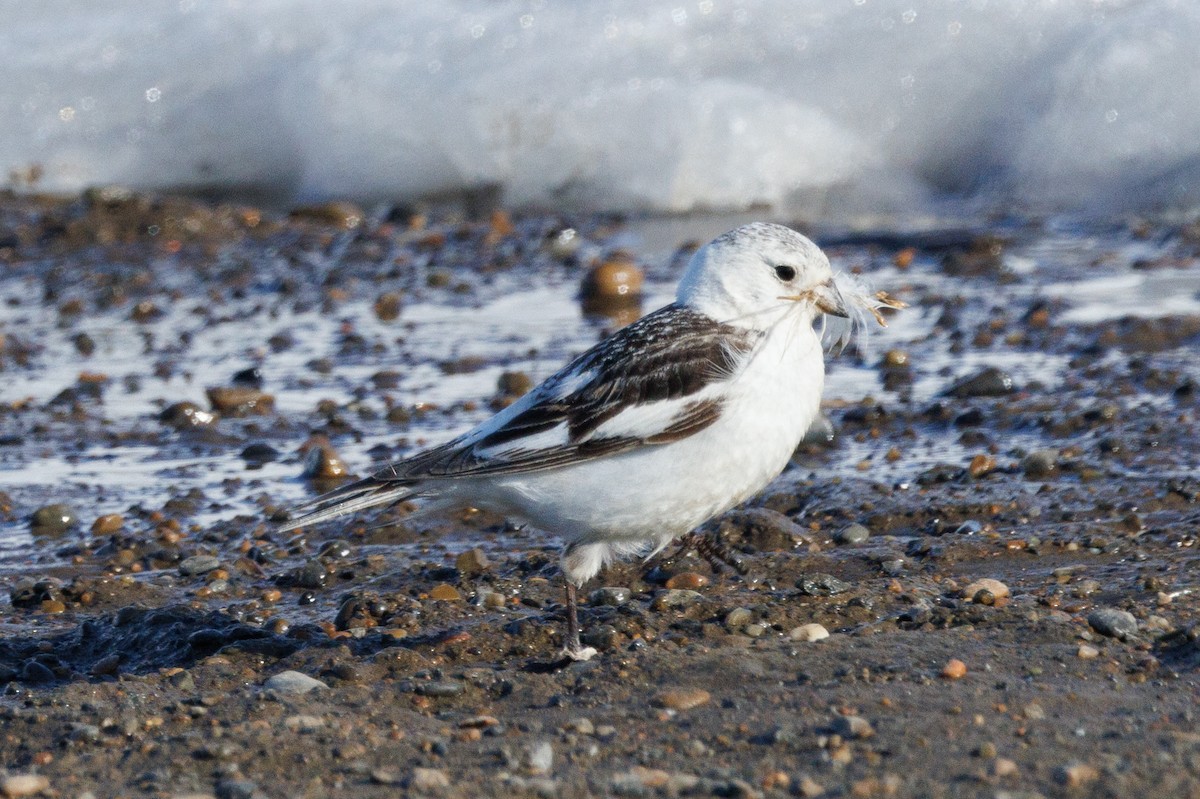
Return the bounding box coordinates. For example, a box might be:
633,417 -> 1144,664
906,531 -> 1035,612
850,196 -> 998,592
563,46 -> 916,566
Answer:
377,303 -> 760,480
277,304 -> 760,531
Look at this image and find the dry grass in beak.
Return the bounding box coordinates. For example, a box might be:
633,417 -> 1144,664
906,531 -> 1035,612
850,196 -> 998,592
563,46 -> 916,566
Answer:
867,290 -> 907,327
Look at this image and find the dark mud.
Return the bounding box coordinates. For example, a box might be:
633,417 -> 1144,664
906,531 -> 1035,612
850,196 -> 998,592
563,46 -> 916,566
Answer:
1,190 -> 1199,798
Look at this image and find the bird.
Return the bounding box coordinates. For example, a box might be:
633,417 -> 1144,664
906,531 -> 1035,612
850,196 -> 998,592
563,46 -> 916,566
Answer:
277,222 -> 901,661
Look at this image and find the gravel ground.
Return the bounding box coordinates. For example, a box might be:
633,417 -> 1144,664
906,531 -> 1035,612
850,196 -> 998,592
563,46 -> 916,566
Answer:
1,191 -> 1199,798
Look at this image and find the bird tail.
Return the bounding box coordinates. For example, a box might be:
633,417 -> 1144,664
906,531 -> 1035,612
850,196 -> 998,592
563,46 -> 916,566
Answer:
276,476 -> 416,533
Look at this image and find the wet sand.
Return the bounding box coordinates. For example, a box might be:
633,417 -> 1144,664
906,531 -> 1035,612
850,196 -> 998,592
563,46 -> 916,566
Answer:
1,191 -> 1199,798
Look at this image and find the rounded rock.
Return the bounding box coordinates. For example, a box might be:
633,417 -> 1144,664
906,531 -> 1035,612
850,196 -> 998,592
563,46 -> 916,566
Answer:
1,774 -> 51,798
90,513 -> 124,535
653,688 -> 711,711
789,623 -> 830,642
30,504 -> 76,535
834,523 -> 870,545
1087,608 -> 1138,640
179,555 -> 221,576
961,578 -> 1010,604
665,571 -> 709,590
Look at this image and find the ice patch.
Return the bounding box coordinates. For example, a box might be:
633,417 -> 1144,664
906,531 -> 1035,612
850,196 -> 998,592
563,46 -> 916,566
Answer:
4,1 -> 1200,216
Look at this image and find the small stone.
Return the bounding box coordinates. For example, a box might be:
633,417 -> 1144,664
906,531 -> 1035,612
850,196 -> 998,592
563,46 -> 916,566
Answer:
797,776 -> 825,797
497,371 -> 533,397
744,623 -> 768,638
1077,644 -> 1100,659
415,680 -> 464,697
565,717 -> 594,735
91,513 -> 124,535
206,386 -> 274,416
408,767 -> 451,794
373,292 -> 403,322
264,670 -> 327,694
834,523 -> 869,545
1055,762 -> 1099,788
961,579 -> 1010,603
1087,608 -> 1138,640
665,571 -> 708,590
290,200 -> 364,229
179,555 -> 221,576
650,589 -> 703,611
214,779 -> 259,799
832,715 -> 874,739
653,688 -> 711,711
30,503 -> 76,535
789,623 -> 830,642
941,658 -> 968,679
580,256 -> 644,314
301,441 -> 349,480
1021,449 -> 1059,478
428,583 -> 463,601
943,367 -> 1015,398
1,775 -> 50,798
724,607 -> 753,629
284,714 -> 325,733
967,454 -> 996,478
455,548 -> 489,574
797,573 -> 851,596
991,758 -> 1019,778
525,740 -> 554,774
159,401 -> 216,429
590,587 -> 632,606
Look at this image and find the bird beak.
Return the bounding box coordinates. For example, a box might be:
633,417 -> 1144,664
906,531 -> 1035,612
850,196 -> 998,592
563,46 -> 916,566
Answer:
781,279 -> 849,318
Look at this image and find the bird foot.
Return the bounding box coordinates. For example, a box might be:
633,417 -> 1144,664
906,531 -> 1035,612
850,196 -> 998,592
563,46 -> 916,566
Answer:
558,645 -> 598,663
664,531 -> 749,576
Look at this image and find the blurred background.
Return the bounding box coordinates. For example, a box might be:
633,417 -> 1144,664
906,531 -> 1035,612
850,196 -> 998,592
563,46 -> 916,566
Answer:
4,0 -> 1199,222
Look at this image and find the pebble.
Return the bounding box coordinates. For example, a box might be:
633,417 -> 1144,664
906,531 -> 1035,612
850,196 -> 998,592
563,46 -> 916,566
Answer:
832,715 -> 874,739
373,292 -> 403,322
415,680 -> 465,697
206,386 -> 274,416
283,714 -> 325,733
1087,608 -> 1138,640
650,589 -> 703,611
664,571 -> 709,590
992,757 -> 1019,778
301,441 -> 349,480
179,555 -> 221,576
30,503 -> 76,535
797,573 -> 851,596
943,366 -> 1015,397
407,768 -> 451,794
834,523 -> 870,545
158,401 -> 216,429
789,623 -> 830,642
581,257 -> 644,310
725,607 -> 753,629
967,453 -> 997,478
565,717 -> 594,735
264,670 -> 328,694
590,587 -> 632,606
961,578 -> 1010,603
1021,449 -> 1059,478
455,548 -> 489,573
1077,644 -> 1100,659
214,779 -> 259,799
1055,762 -> 1099,788
653,688 -> 711,711
524,740 -> 554,774
428,583 -> 463,601
1,774 -> 50,797
90,513 -> 124,534
941,658 -> 968,679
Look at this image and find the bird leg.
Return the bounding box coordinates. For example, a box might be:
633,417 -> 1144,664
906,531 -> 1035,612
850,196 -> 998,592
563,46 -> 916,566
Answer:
667,531 -> 750,576
560,581 -> 597,662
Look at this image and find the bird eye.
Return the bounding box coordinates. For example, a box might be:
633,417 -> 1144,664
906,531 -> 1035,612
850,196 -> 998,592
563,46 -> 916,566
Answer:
774,265 -> 796,282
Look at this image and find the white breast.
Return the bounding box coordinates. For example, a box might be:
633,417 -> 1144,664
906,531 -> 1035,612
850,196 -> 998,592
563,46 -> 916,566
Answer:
466,317 -> 826,550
